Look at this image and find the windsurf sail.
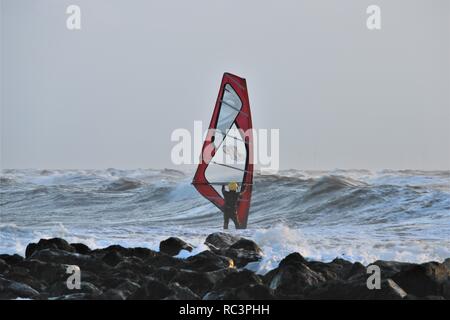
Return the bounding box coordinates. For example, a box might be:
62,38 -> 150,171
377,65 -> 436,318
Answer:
192,73 -> 254,229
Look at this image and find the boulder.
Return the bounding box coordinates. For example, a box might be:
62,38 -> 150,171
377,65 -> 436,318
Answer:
25,238 -> 75,258
169,269 -> 218,297
53,293 -> 94,300
392,261 -> 449,298
0,254 -> 24,265
151,266 -> 180,283
70,243 -> 91,255
308,258 -> 361,281
264,253 -> 326,295
0,277 -> 40,299
46,280 -> 102,297
16,259 -> 67,285
127,277 -> 173,300
0,259 -> 9,274
91,245 -> 158,261
102,250 -> 123,267
115,279 -> 141,295
166,282 -> 200,300
223,284 -> 276,300
204,233 -> 263,268
3,268 -> 46,292
159,237 -> 193,256
205,232 -> 241,251
29,248 -> 108,272
214,269 -> 262,290
307,278 -> 407,300
99,288 -> 128,300
372,260 -> 417,278
145,254 -> 183,269
184,250 -> 234,272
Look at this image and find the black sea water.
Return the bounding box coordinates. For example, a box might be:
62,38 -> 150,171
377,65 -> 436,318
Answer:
1,168 -> 449,274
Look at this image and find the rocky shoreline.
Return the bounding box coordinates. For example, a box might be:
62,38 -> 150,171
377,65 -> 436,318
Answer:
0,233 -> 448,300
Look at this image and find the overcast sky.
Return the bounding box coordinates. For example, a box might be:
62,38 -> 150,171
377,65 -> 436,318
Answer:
1,0 -> 449,170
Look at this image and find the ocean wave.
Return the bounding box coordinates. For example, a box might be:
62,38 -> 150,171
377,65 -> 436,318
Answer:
1,169 -> 449,263
102,178 -> 144,192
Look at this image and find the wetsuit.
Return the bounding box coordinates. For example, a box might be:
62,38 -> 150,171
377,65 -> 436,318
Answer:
221,185 -> 240,229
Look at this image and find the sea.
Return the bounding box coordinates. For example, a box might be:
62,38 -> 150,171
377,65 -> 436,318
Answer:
1,168 -> 449,274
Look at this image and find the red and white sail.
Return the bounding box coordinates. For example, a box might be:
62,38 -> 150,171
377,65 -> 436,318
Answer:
192,73 -> 253,229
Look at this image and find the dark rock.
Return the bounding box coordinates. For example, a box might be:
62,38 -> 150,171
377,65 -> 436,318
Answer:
114,256 -> 153,276
184,250 -> 234,272
128,277 -> 173,300
215,269 -> 262,290
30,248 -> 108,272
0,254 -> 24,265
10,266 -> 29,276
0,277 -> 40,299
102,251 -> 123,267
24,244 -> 38,260
223,248 -> 262,268
47,281 -> 102,297
145,253 -> 183,269
308,258 -> 359,281
91,245 -> 158,261
166,282 -> 200,300
54,293 -> 94,300
347,262 -> 367,280
151,266 -> 180,283
115,279 -> 141,295
99,288 -> 128,300
205,233 -> 263,268
224,284 -> 276,300
264,253 -> 326,295
279,252 -> 308,268
443,258 -> 450,270
77,270 -> 100,285
159,237 -> 193,256
205,232 -> 241,251
392,261 -> 449,298
70,243 -> 91,255
170,269 -> 218,297
230,238 -> 262,253
26,238 -> 75,258
0,259 -> 9,274
372,260 -> 417,278
203,291 -> 225,300
129,247 -> 160,260
106,270 -> 142,285
3,269 -> 46,292
308,278 -> 407,300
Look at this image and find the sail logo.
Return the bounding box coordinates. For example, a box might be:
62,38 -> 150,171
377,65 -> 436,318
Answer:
171,121 -> 279,174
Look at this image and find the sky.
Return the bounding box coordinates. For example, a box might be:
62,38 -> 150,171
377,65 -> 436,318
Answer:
1,0 -> 449,170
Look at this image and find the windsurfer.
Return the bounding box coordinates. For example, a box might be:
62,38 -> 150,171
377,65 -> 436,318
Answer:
221,181 -> 241,229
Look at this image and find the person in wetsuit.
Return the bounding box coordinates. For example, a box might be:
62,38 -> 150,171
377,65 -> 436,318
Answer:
221,181 -> 241,229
